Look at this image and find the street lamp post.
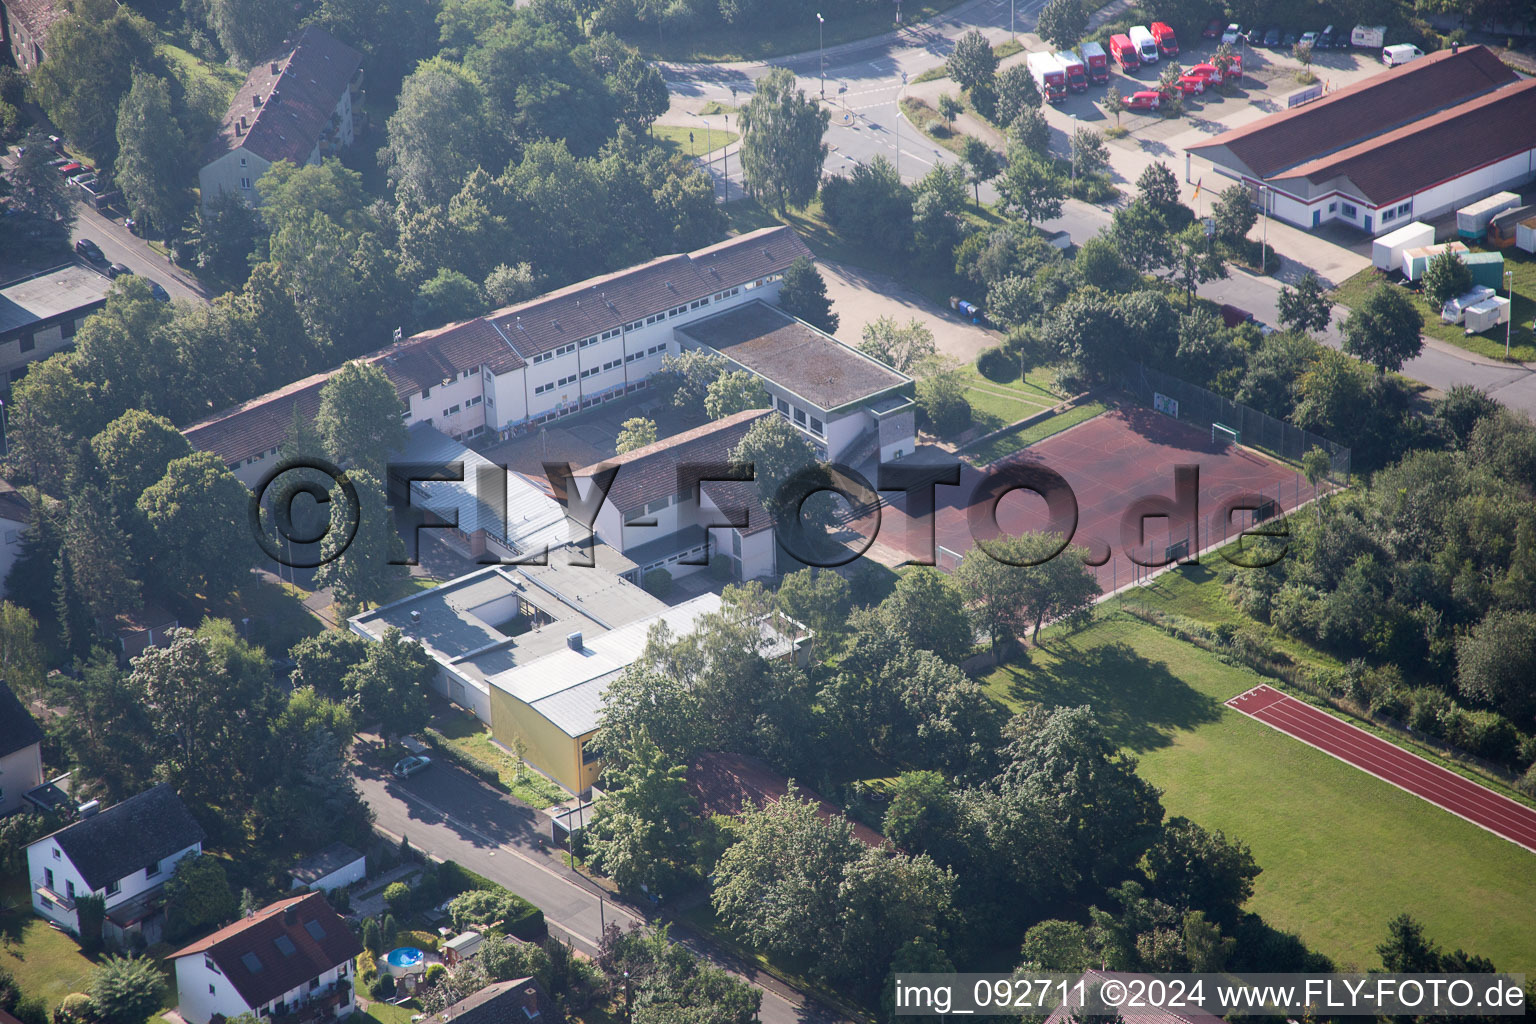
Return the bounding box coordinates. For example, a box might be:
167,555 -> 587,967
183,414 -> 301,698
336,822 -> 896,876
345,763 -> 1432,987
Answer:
1011,0 -> 1015,42
1259,185 -> 1271,274
1070,113 -> 1078,181
818,13 -> 826,97
722,114 -> 730,201
1507,269 -> 1515,359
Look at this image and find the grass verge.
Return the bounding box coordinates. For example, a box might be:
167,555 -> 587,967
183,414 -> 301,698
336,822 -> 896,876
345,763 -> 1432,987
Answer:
962,400 -> 1106,465
651,124 -> 738,159
698,101 -> 742,116
980,612 -> 1536,971
1332,255 -> 1536,364
959,363 -> 1059,431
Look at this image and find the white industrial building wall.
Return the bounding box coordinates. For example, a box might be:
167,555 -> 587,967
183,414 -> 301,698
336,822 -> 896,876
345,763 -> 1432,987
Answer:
1407,149 -> 1536,224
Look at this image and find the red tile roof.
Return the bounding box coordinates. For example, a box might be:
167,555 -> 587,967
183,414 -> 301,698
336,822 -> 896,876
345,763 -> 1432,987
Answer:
1,0 -> 61,42
1279,77 -> 1536,205
686,751 -> 886,849
1186,45 -> 1517,179
203,26 -> 361,168
574,408 -> 771,514
170,891 -> 361,1011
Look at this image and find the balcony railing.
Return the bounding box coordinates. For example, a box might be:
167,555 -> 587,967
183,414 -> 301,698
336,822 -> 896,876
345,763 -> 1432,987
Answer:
34,882 -> 75,911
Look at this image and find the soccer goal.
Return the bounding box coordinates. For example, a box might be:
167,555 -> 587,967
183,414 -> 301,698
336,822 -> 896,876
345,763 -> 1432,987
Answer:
1212,422 -> 1241,447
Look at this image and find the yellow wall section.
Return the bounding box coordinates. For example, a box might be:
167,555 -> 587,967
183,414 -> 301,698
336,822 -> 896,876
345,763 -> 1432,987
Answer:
487,685 -> 602,794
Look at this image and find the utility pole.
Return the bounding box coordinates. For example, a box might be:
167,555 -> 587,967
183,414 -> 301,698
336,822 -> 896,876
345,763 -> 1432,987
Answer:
1259,185 -> 1270,274
818,12 -> 826,96
723,115 -> 730,200
1070,113 -> 1078,181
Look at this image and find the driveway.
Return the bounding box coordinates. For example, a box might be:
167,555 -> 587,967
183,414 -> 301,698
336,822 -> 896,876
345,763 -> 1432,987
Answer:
352,751 -> 843,1024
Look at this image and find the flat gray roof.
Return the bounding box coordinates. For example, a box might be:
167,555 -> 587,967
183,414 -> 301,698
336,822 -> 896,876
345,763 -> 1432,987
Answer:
676,301 -> 910,413
0,264 -> 112,336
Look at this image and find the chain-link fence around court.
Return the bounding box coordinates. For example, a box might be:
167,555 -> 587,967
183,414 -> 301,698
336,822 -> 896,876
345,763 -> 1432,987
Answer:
1124,363 -> 1352,483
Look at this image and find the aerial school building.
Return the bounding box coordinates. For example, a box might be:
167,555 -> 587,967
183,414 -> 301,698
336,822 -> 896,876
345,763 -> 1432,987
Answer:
1185,46 -> 1536,235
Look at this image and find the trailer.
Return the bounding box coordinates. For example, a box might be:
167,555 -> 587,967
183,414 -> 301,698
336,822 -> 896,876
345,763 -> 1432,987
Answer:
1026,51 -> 1067,104
1463,251 -> 1506,291
1486,205 -> 1536,248
1372,221 -> 1433,271
1441,286 -> 1497,324
1402,241 -> 1469,281
1517,216 -> 1536,254
1351,24 -> 1385,48
1456,191 -> 1520,240
1462,296 -> 1511,334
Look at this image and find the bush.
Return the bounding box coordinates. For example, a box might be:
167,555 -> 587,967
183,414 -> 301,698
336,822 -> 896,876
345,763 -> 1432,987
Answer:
355,952 -> 378,983
1517,763 -> 1536,799
643,568 -> 673,597
976,346 -> 1016,383
53,995 -> 94,1024
381,914 -> 398,949
362,917 -> 382,955
368,974 -> 395,1000
424,963 -> 446,985
383,882 -> 412,914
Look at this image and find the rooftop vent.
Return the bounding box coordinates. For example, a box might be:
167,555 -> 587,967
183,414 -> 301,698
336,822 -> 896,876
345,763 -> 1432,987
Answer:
762,248 -> 771,258
235,123 -> 243,137
252,94 -> 262,108
566,631 -> 583,652
77,799 -> 100,817
270,61 -> 281,74
665,280 -> 675,290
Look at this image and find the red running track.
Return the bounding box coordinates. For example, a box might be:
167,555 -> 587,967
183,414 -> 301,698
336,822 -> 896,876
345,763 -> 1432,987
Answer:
1227,684 -> 1536,853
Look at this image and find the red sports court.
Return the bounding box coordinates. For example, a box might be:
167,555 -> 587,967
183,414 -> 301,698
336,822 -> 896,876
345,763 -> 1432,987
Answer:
1229,684 -> 1536,853
877,405 -> 1305,593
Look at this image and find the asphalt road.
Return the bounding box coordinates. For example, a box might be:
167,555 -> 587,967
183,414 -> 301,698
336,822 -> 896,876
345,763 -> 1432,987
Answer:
69,200 -> 210,304
352,752 -> 838,1024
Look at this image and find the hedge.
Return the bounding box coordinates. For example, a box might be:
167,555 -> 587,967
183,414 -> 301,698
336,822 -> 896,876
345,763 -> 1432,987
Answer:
976,346 -> 1015,383
437,861 -> 546,942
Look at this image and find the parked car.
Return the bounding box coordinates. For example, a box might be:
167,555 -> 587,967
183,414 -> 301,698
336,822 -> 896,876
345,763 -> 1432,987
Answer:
1262,26 -> 1282,47
47,156 -> 71,170
393,754 -> 432,778
1187,62 -> 1224,85
56,161 -> 83,176
146,281 -> 170,302
1219,304 -> 1255,328
1203,18 -> 1223,38
74,238 -> 105,262
107,262 -> 133,278
1319,25 -> 1337,48
1125,90 -> 1162,111
1172,75 -> 1207,95
1221,23 -> 1244,44
1382,43 -> 1424,66
1300,31 -> 1319,48
1282,29 -> 1299,47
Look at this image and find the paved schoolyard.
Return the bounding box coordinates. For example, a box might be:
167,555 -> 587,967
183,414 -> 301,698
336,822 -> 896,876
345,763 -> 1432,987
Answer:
820,257 -> 1002,362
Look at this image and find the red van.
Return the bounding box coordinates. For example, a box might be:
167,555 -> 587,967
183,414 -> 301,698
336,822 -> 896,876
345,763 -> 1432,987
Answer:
1109,33 -> 1140,70
1150,21 -> 1179,57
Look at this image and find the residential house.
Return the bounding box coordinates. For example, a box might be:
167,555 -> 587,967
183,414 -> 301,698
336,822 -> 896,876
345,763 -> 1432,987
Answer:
198,27 -> 363,212
0,265 -> 112,388
184,226 -> 814,487
422,978 -> 552,1024
0,680 -> 43,816
0,478 -> 31,600
169,891 -> 362,1024
287,843 -> 365,894
26,783 -> 205,945
0,0 -> 59,70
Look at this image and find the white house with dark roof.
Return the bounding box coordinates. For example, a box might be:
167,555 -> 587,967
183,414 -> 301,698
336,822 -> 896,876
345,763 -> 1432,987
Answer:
184,226 -> 812,487
168,890 -> 362,1024
26,783 -> 205,944
0,265 -> 113,387
423,978 -> 551,1024
0,0 -> 60,69
0,680 -> 44,817
197,26 -> 363,212
1185,46 -> 1536,235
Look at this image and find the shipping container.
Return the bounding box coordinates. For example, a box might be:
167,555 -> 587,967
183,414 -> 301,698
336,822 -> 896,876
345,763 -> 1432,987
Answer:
1372,221 -> 1434,271
1109,33 -> 1139,70
1401,241 -> 1469,280
1128,25 -> 1160,63
1516,216 -> 1536,254
1457,191 -> 1521,240
1079,41 -> 1110,82
1054,50 -> 1088,91
1463,250 -> 1506,291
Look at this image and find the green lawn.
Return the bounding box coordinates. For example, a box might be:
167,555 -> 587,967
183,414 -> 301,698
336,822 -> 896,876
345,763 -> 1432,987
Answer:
357,999 -> 421,1024
427,705 -> 569,809
962,400 -> 1107,465
621,1 -> 963,61
651,124 -> 738,160
982,613 -> 1536,972
159,40 -> 245,105
0,905 -> 100,1009
698,101 -> 742,116
1332,250 -> 1536,365
959,364 -> 1062,432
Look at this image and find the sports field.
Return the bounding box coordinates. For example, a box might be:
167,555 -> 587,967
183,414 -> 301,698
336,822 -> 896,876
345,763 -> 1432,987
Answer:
984,615 -> 1536,971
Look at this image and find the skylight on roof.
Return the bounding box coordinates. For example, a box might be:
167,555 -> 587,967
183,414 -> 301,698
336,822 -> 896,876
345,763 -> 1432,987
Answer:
274,935 -> 298,956
241,952 -> 264,974
303,920 -> 326,941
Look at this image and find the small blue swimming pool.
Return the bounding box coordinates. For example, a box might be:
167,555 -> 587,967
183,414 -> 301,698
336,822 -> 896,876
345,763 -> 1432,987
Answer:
384,947 -> 424,969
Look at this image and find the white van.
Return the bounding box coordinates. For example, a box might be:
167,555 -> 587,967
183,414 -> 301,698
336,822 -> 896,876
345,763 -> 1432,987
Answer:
1382,43 -> 1424,66
1128,25 -> 1160,64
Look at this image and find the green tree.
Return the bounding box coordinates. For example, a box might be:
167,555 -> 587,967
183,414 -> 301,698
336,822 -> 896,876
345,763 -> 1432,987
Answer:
954,533 -> 1099,654
1340,284 -> 1425,374
1103,86 -> 1124,126
596,666 -> 703,764
1422,249 -> 1474,308
1172,222 -> 1227,307
912,355 -> 972,436
316,361 -> 408,478
1210,183 -> 1257,243
90,410 -> 193,521
857,317 -> 935,373
731,413 -> 832,536
937,93 -> 963,128
313,469 -> 405,617
1008,106 -> 1051,156
344,627 -> 432,741
997,151 -> 1065,226
484,262 -> 541,308
1135,161 -> 1185,223
1071,125 -> 1108,178
137,452 -> 253,602
1276,269 -> 1335,335
587,736 -> 698,895
362,917 -> 382,954
710,787 -> 863,963
995,64 -> 1041,127
774,568 -> 851,646
1109,199 -> 1176,274
1456,610 -> 1536,726
704,370 -> 771,420
1377,914 -> 1443,972
193,191 -> 264,291
29,0 -> 158,165
655,349 -> 728,419
878,567 -> 973,664
947,30 -> 998,94
616,417 -> 659,454
960,135 -> 1000,210
1141,817 -> 1259,924
289,631 -> 368,701
821,156 -> 912,253
6,130 -> 75,228
90,956 -> 166,1024
738,67 -> 829,213
164,854 -> 238,941
0,603 -> 45,701
1037,0 -> 1087,49
114,72 -> 187,240
778,256 -> 839,333
1181,910 -> 1235,972
208,0 -> 298,64
608,52 -> 669,132
382,58 -> 502,207
1020,919 -> 1098,970
414,268 -> 484,328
